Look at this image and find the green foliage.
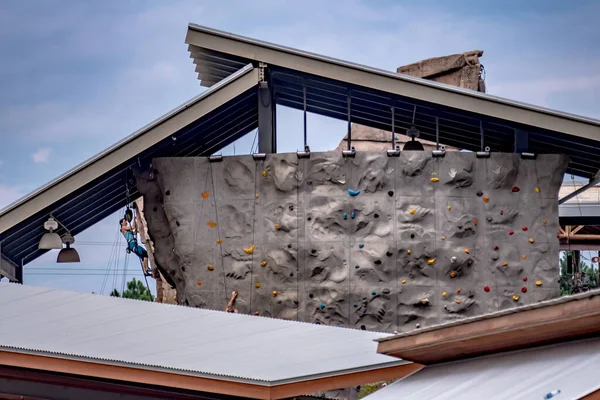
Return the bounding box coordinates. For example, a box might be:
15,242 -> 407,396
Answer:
559,251 -> 599,296
109,278 -> 154,302
358,383 -> 381,399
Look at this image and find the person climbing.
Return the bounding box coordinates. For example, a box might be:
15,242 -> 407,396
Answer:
225,291 -> 239,313
120,217 -> 152,277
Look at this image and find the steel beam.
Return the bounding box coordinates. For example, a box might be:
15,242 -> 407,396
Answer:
559,176 -> 600,205
257,72 -> 275,153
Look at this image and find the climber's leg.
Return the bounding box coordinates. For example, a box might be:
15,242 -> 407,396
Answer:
133,245 -> 151,277
226,291 -> 238,313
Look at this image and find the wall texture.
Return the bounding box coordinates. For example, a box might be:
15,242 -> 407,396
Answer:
136,151 -> 568,333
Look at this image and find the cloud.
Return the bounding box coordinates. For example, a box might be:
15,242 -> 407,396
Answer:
32,147 -> 52,163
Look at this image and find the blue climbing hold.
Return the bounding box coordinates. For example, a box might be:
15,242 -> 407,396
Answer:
359,244 -> 364,249
320,302 -> 325,310
351,210 -> 355,219
348,189 -> 361,197
343,212 -> 347,220
371,290 -> 376,295
355,265 -> 360,269
394,135 -> 399,141
353,304 -> 358,308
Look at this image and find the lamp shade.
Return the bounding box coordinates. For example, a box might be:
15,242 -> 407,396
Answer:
39,232 -> 63,250
57,244 -> 80,263
403,140 -> 425,151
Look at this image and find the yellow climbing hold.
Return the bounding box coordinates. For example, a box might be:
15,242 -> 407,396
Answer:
207,221 -> 217,228
522,254 -> 527,260
535,187 -> 540,193
536,280 -> 543,286
260,261 -> 267,267
441,235 -> 446,241
274,224 -> 280,230
201,191 -> 210,199
464,248 -> 470,254
502,261 -> 508,267
483,195 -> 489,203
255,194 -> 260,199
427,259 -> 435,265
528,237 -> 535,243
430,173 -> 439,183
401,279 -> 407,284
447,205 -> 451,210
543,219 -> 547,225
272,290 -> 278,297
407,249 -> 411,255
409,208 -> 416,215
512,295 -> 520,301
243,244 -> 255,254
207,265 -> 214,271
442,291 -> 447,298
455,299 -> 461,304
262,170 -> 267,177
254,311 -> 259,316
255,282 -> 261,289
450,271 -> 456,278
216,239 -> 222,244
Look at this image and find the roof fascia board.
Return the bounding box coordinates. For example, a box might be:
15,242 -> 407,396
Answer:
0,65 -> 258,234
0,255 -> 17,281
185,24 -> 600,141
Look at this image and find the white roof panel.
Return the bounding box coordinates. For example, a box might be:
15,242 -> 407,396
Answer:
0,283 -> 404,384
367,337 -> 600,400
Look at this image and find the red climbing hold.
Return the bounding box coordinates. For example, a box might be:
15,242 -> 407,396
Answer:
523,277 -> 528,282
512,186 -> 520,192
522,226 -> 528,231
500,210 -> 504,215
484,286 -> 490,292
493,245 -> 499,251
521,287 -> 528,293
508,230 -> 514,236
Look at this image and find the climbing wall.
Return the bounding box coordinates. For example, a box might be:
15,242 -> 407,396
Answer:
136,151 -> 568,333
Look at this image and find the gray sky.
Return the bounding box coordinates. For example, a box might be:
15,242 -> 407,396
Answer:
0,0 -> 598,295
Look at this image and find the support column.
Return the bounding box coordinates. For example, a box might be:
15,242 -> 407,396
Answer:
514,128 -> 529,153
257,64 -> 276,154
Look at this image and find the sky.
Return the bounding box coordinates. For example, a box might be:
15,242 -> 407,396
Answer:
0,0 -> 599,295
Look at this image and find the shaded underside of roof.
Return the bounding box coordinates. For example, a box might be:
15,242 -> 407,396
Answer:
366,338 -> 600,400
0,283 -> 404,385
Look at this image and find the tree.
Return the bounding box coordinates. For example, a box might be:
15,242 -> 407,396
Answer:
559,251 -> 599,296
109,278 -> 154,302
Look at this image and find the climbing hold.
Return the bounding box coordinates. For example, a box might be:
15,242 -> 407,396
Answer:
254,311 -> 259,316
372,290 -> 377,296
447,205 -> 452,210
409,208 -> 416,215
522,226 -> 528,231
512,295 -> 520,301
512,186 -> 520,192
430,173 -> 439,183
493,245 -> 499,251
262,170 -> 267,177
521,287 -> 527,293
455,299 -> 461,304
359,244 -> 364,249
351,210 -> 355,219
207,265 -> 214,271
374,213 -> 379,219
427,259 -> 435,265
401,279 -> 407,284
535,187 -> 540,193
484,286 -> 490,292
502,261 -> 508,267
255,282 -> 261,288
386,251 -> 393,257
522,254 -> 527,260
243,245 -> 255,254
473,218 -> 478,225
348,189 -> 361,197
420,298 -> 429,305
536,280 -> 543,286
353,303 -> 358,308
442,291 -> 447,298
450,271 -> 456,278
216,239 -> 222,244
255,194 -> 259,199
272,290 -> 278,297
508,230 -> 514,236
355,265 -> 360,269
528,237 -> 535,243
260,261 -> 267,267
523,277 -> 528,282
451,256 -> 457,263
500,210 -> 504,215
343,212 -> 347,220
456,288 -> 461,294
415,323 -> 421,329
477,191 -> 483,197
543,219 -> 548,225
207,221 -> 217,228
196,281 -> 202,286
441,235 -> 446,241
467,259 -> 473,266
374,260 -> 382,265
388,190 -> 394,197
201,191 -> 210,199
483,195 -> 489,203
486,216 -> 493,222
464,248 -> 470,254
274,224 -> 280,231
407,249 -> 411,255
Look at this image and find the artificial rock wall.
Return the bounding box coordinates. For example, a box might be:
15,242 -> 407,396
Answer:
136,151 -> 568,333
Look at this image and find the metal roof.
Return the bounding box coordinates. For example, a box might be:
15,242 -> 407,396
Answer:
365,337 -> 600,400
0,282 -> 406,384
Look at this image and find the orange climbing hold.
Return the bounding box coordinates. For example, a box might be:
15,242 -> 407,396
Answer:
522,254 -> 527,260
272,290 -> 278,297
207,221 -> 217,228
255,194 -> 260,199
196,281 -> 202,286
502,261 -> 508,267
216,239 -> 222,244
450,271 -> 456,278
254,311 -> 259,316
483,195 -> 489,203
201,191 -> 210,199
455,299 -> 461,304
207,265 -> 214,271
447,205 -> 452,210
464,248 -> 470,254
274,224 -> 280,230
260,261 -> 267,267
473,218 -> 478,225
401,279 -> 407,284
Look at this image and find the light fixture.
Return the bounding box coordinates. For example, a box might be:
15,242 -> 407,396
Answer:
38,217 -> 63,250
403,126 -> 424,151
57,234 -> 80,263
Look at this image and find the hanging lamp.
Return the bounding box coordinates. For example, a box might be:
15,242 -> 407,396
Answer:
38,217 -> 63,250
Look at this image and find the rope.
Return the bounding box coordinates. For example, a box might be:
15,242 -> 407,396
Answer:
100,226 -> 121,294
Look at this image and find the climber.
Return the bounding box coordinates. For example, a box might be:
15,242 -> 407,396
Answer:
225,291 -> 239,313
120,217 -> 152,277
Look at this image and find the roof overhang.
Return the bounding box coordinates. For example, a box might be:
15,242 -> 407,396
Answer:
375,290 -> 600,365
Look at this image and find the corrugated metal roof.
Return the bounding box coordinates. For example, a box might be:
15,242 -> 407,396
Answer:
366,338 -> 600,400
0,283 -> 405,384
